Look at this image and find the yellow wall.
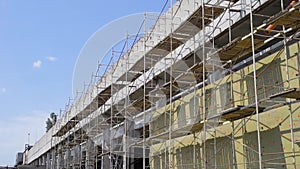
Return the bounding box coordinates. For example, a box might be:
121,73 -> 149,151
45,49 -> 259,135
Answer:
149,42 -> 300,169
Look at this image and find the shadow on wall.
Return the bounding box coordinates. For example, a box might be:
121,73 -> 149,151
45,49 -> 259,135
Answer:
244,126 -> 285,169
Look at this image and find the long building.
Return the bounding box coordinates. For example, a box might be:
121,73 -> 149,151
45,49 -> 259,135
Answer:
24,0 -> 300,168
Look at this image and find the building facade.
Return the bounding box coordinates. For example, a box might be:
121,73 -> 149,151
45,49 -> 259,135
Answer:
25,0 -> 300,168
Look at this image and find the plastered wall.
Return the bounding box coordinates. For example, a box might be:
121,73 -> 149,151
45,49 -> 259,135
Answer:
149,42 -> 300,168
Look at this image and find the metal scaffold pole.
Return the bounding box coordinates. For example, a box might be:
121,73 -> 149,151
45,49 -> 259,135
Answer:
201,0 -> 207,168
169,0 -> 174,168
124,32 -> 129,169
249,1 -> 263,169
279,1 -> 297,168
143,12 -> 147,169
110,48 -> 114,169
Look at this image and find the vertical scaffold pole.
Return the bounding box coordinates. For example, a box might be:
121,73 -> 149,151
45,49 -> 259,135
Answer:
169,0 -> 174,168
124,32 -> 129,169
110,48 -> 114,169
249,2 -> 262,169
201,0 -> 207,168
143,12 -> 147,169
279,1 -> 297,168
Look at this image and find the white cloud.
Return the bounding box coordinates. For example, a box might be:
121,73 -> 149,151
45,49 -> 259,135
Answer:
33,60 -> 42,68
46,56 -> 58,62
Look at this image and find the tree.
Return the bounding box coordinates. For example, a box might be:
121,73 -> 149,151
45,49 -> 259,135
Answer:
46,112 -> 57,132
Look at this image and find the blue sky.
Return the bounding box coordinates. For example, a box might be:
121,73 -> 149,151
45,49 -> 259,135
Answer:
0,0 -> 168,165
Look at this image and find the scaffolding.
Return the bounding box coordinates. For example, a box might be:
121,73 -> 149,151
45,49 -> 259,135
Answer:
25,0 -> 300,168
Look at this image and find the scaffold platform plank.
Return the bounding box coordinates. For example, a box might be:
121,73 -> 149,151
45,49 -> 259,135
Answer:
54,119 -> 79,137
264,2 -> 300,28
175,6 -> 225,42
218,36 -> 264,62
221,104 -> 265,121
269,88 -> 300,99
150,120 -> 204,141
186,6 -> 225,30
